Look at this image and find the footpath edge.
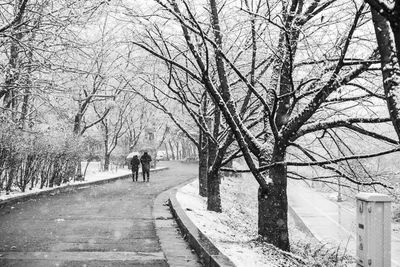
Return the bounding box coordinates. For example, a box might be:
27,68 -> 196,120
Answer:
168,185 -> 236,267
167,180 -> 324,267
287,205 -> 318,240
153,181 -> 203,267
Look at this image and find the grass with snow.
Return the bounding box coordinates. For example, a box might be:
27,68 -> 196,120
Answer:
177,173 -> 355,266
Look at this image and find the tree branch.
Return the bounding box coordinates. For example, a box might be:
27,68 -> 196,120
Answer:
0,0 -> 29,33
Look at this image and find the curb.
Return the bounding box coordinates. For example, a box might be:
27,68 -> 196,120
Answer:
167,179 -> 322,267
152,182 -> 202,267
169,187 -> 236,267
0,167 -> 168,209
288,205 -> 318,241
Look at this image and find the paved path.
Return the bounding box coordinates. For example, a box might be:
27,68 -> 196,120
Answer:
288,180 -> 400,266
0,161 -> 201,266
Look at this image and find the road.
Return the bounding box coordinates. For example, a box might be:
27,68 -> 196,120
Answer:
288,179 -> 400,266
0,161 -> 199,266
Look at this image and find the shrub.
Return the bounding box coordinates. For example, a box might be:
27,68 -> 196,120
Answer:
0,124 -> 84,194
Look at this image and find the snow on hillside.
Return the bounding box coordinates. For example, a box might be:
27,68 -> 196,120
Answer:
176,173 -> 354,266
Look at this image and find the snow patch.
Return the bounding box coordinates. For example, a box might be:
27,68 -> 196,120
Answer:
176,172 -> 354,266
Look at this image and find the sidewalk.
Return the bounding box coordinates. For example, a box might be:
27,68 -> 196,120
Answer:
0,161 -> 202,267
153,183 -> 203,267
288,180 -> 400,266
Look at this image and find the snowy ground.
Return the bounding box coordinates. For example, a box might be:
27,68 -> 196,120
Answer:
0,162 -> 141,201
176,172 -> 354,267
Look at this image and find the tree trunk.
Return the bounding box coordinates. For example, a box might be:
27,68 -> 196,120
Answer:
389,20 -> 400,62
20,73 -> 31,128
207,168 -> 221,212
169,140 -> 175,160
175,142 -> 180,160
49,160 -> 58,188
207,108 -> 222,212
73,111 -> 82,135
164,142 -> 170,160
103,123 -> 110,171
103,141 -> 109,171
3,37 -> 20,121
207,140 -> 221,212
257,13 -> 300,252
5,170 -> 13,194
198,129 -> 208,197
29,156 -> 36,190
371,9 -> 400,140
20,32 -> 34,128
258,142 -> 290,251
73,109 -> 83,180
182,142 -> 187,158
104,153 -> 110,171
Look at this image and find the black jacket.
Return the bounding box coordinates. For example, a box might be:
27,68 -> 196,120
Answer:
140,153 -> 152,170
131,156 -> 140,169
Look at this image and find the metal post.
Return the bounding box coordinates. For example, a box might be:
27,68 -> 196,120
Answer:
356,193 -> 391,267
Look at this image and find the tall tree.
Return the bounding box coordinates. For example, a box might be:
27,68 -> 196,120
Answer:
133,0 -> 397,251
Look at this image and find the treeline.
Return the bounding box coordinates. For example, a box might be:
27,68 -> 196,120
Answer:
0,125 -> 82,195
164,136 -> 198,161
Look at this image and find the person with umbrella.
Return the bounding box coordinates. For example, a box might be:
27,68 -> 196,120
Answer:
140,151 -> 152,182
130,153 -> 140,182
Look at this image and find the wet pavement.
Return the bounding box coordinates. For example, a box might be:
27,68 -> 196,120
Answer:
288,180 -> 400,266
0,161 -> 202,266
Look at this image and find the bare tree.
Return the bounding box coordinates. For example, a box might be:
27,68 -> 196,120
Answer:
124,103 -> 148,152
1,0 -> 109,126
131,0 -> 399,251
94,90 -> 130,171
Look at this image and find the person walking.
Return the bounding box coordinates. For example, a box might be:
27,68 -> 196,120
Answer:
140,151 -> 152,182
130,154 -> 140,182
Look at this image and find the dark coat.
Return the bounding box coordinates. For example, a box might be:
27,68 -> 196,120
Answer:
131,155 -> 140,170
140,153 -> 152,171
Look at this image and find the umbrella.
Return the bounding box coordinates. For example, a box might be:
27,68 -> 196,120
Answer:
126,152 -> 139,159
